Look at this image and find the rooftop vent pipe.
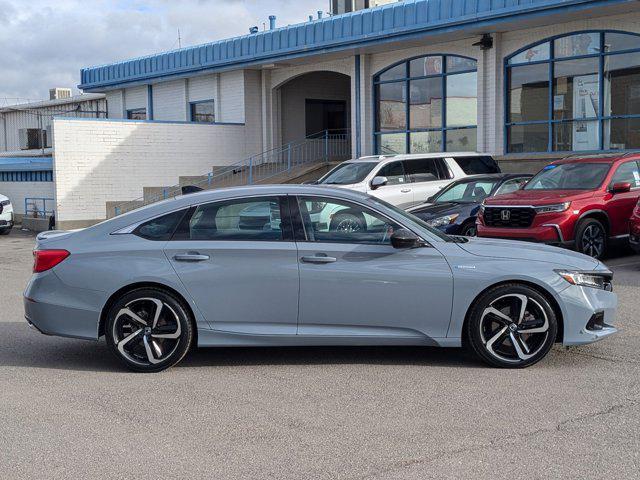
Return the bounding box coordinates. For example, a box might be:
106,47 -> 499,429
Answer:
269,15 -> 276,30
317,11 -> 323,19
249,26 -> 259,34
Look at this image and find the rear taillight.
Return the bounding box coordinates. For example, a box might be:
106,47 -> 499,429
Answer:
33,250 -> 70,273
634,199 -> 640,215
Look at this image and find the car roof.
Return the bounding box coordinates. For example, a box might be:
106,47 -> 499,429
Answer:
448,173 -> 531,182
347,152 -> 490,163
554,152 -> 640,165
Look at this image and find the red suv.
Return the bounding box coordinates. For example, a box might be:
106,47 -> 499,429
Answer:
630,199 -> 640,253
477,153 -> 640,259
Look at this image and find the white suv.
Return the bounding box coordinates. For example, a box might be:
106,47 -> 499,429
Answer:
315,153 -> 500,208
0,193 -> 14,235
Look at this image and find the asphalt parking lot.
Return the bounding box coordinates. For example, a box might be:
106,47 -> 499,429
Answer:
0,229 -> 639,479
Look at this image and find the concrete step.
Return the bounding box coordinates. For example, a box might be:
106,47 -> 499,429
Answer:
106,200 -> 145,219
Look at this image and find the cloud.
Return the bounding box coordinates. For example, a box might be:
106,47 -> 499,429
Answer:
0,0 -> 327,104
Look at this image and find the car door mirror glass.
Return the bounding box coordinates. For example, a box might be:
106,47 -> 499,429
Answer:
371,176 -> 388,189
390,228 -> 422,249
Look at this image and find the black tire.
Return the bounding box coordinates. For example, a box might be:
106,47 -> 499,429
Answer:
460,220 -> 477,237
0,228 -> 11,235
466,283 -> 558,368
105,288 -> 194,373
575,218 -> 607,259
329,212 -> 366,233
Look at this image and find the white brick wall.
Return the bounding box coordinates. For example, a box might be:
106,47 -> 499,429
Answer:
188,74 -> 217,103
52,118 -> 250,223
152,79 -> 187,121
219,70 -> 245,123
0,181 -> 54,215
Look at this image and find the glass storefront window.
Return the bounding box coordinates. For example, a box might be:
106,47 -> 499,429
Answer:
506,31 -> 640,153
409,78 -> 442,129
553,57 -> 599,120
508,124 -> 549,153
376,82 -> 406,131
446,72 -> 477,127
554,33 -> 600,58
508,42 -> 550,65
446,128 -> 477,152
509,63 -> 549,123
374,55 -> 477,153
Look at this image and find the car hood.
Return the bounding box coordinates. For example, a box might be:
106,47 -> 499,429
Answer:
410,202 -> 477,219
0,193 -> 8,202
456,236 -> 599,269
485,189 -> 595,206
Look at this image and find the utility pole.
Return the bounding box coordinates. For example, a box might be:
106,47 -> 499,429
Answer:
177,28 -> 182,48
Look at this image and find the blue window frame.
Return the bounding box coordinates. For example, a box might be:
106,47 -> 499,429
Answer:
505,30 -> 640,153
373,55 -> 477,155
190,100 -> 215,123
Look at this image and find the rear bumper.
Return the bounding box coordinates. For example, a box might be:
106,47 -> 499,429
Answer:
23,271 -> 104,340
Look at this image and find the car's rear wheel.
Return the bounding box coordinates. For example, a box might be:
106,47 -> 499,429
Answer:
575,218 -> 607,259
466,284 -> 557,368
0,228 -> 10,235
105,288 -> 194,373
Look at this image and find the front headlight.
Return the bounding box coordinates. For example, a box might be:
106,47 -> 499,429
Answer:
535,202 -> 571,214
0,200 -> 10,207
555,269 -> 613,290
426,214 -> 459,228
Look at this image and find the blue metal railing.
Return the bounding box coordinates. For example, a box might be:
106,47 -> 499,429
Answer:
113,129 -> 351,216
25,197 -> 55,217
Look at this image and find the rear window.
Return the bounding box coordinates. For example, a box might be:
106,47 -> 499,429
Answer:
452,156 -> 500,175
134,209 -> 187,241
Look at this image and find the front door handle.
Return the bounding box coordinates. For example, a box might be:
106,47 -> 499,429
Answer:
301,255 -> 337,264
401,188 -> 412,193
173,253 -> 210,262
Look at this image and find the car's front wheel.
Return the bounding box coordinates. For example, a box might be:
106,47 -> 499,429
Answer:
466,284 -> 558,368
575,218 -> 607,259
0,227 -> 11,235
105,288 -> 194,372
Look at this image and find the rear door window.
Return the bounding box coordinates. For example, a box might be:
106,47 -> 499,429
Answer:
403,158 -> 442,183
452,156 -> 500,174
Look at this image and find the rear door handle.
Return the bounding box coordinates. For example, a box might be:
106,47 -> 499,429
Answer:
173,253 -> 210,262
401,188 -> 412,193
301,255 -> 337,264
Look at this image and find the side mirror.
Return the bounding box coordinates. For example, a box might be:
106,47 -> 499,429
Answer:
390,228 -> 423,249
426,195 -> 435,204
610,182 -> 632,194
371,176 -> 388,190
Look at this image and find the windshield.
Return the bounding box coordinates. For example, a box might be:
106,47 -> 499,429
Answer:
368,196 -> 452,242
318,162 -> 377,185
433,179 -> 500,204
525,163 -> 611,190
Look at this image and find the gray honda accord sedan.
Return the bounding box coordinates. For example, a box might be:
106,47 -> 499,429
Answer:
24,185 -> 617,372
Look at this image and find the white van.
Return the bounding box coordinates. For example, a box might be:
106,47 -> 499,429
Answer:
314,152 -> 501,209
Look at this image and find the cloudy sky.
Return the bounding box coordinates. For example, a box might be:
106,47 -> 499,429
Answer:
0,0 -> 327,105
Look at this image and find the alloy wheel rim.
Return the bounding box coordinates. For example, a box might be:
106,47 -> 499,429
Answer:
581,225 -> 604,258
464,225 -> 477,237
336,218 -> 362,233
112,298 -> 182,366
479,294 -> 550,363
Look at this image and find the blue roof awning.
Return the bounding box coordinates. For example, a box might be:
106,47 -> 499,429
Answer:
0,157 -> 53,172
79,0 -> 634,91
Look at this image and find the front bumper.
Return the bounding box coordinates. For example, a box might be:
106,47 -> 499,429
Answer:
477,223 -> 574,246
558,284 -> 618,346
0,211 -> 13,229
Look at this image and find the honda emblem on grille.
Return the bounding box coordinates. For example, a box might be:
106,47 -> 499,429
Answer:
501,210 -> 511,221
